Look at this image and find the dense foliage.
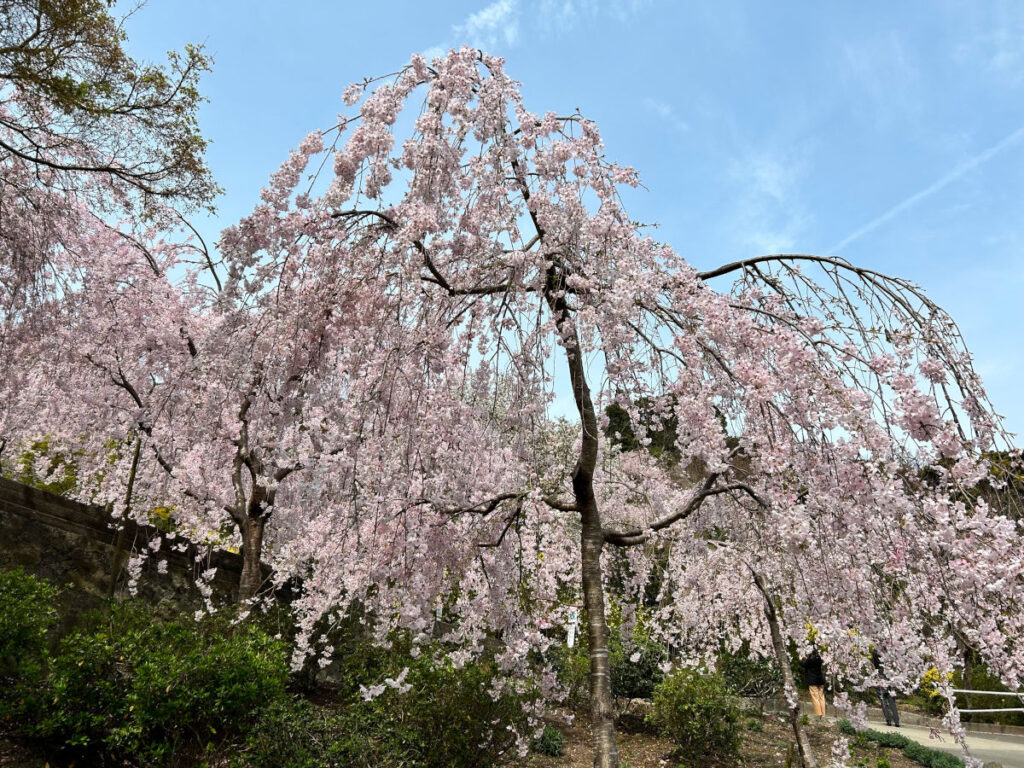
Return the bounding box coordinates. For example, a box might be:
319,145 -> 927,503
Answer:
0,570 -> 535,768
649,666 -> 741,761
37,603 -> 289,766
0,567 -> 58,718
0,0 -> 216,211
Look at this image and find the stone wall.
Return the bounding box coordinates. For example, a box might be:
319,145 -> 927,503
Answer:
0,476 -> 244,621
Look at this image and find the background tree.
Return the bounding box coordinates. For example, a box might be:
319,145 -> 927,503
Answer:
0,0 -> 217,212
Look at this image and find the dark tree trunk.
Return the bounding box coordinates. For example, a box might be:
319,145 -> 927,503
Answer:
576,474 -> 619,768
238,515 -> 266,602
543,259 -> 620,767
753,572 -> 818,768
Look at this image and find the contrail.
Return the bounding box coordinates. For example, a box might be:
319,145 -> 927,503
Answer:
829,125 -> 1024,254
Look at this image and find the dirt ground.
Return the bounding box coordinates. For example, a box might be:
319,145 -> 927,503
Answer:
2,713 -> 934,768
527,714 -> 929,768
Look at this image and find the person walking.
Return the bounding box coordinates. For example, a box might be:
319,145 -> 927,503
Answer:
871,650 -> 900,727
802,649 -> 827,717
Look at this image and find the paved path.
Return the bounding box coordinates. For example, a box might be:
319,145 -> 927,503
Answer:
869,720 -> 1024,767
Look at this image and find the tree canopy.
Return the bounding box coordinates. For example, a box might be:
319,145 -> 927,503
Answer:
0,0 -> 216,211
2,47 -> 1022,768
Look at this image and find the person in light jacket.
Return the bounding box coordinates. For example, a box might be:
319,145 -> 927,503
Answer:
801,650 -> 827,717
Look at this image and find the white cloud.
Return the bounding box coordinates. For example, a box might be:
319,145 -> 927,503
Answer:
420,0 -> 520,61
954,1 -> 1024,87
840,32 -> 919,124
727,150 -> 811,255
453,0 -> 520,49
537,0 -> 649,33
642,98 -> 689,134
421,45 -> 448,61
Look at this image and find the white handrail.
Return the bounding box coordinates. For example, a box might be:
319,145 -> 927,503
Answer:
951,689 -> 1024,697
956,707 -> 1024,713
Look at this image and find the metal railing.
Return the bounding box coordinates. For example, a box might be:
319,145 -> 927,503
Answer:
952,688 -> 1024,714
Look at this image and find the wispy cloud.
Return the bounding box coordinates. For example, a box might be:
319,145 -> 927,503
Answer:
954,0 -> 1024,87
840,32 -> 919,124
537,0 -> 649,32
728,149 -> 810,254
423,0 -> 520,59
829,125 -> 1024,254
454,0 -> 520,49
642,98 -> 689,134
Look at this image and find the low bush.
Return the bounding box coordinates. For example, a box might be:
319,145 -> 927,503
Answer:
719,652 -> 783,699
549,605 -> 666,708
549,637 -> 591,710
837,720 -> 963,768
0,568 -> 59,718
902,742 -> 964,768
531,724 -> 565,757
611,638 -> 665,700
239,697 -> 385,768
37,603 -> 290,766
366,651 -> 533,768
241,641 -> 535,768
2,574 -> 536,768
649,666 -> 741,760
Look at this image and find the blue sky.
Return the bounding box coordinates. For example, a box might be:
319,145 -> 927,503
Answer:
126,0 -> 1024,441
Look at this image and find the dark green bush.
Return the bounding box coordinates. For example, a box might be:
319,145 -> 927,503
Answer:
37,603 -> 290,766
549,637 -> 591,709
0,568 -> 59,718
242,642 -> 534,768
549,605 -> 666,706
608,609 -> 665,700
531,724 -> 565,757
902,741 -> 964,768
719,652 -> 783,698
649,666 -> 741,760
240,697 -> 387,768
837,720 -> 963,768
375,653 -> 532,768
611,639 -> 665,700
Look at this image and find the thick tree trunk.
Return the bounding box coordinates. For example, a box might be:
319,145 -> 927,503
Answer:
545,274 -> 619,766
576,475 -> 619,768
754,573 -> 818,768
238,515 -> 265,602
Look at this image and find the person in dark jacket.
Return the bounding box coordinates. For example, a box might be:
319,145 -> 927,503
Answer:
871,650 -> 900,727
801,650 -> 826,716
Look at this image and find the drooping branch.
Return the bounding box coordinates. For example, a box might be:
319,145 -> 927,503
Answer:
603,475 -> 770,547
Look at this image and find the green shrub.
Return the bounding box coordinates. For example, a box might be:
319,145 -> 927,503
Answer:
240,697 -> 386,768
719,652 -> 783,698
375,653 -> 532,768
873,730 -> 911,749
902,742 -> 963,768
242,641 -> 535,768
38,603 -> 290,766
649,666 -> 740,760
611,640 -> 665,700
836,720 -> 962,768
549,605 -> 666,706
0,568 -> 59,718
549,637 -> 591,710
531,724 -> 565,756
746,717 -> 764,732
